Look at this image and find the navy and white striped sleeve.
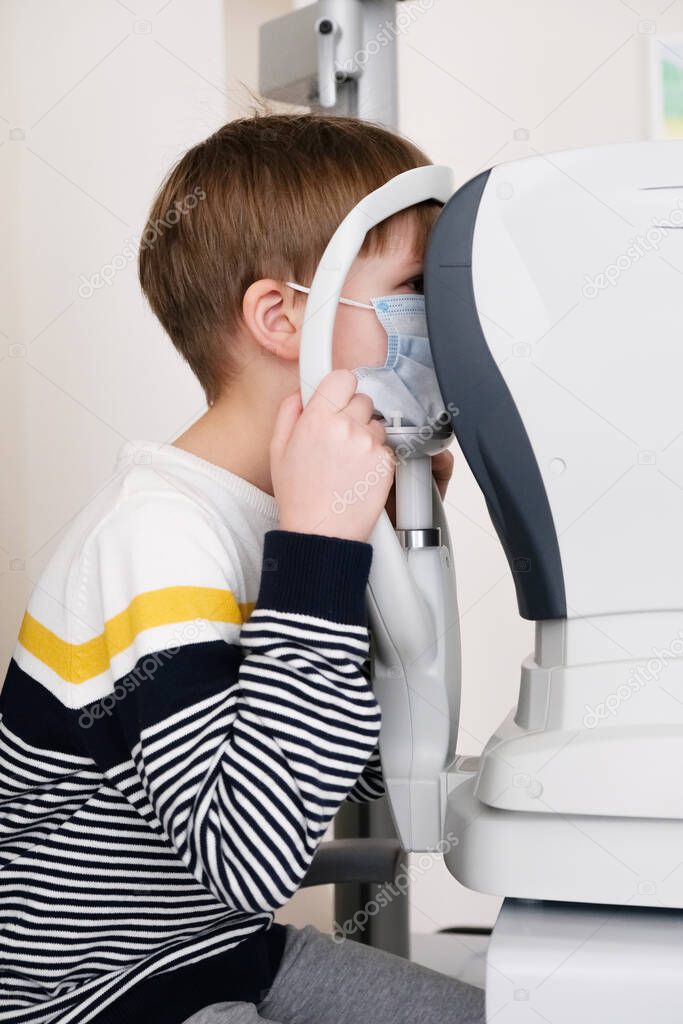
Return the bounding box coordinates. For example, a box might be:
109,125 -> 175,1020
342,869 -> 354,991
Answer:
343,656 -> 385,803
82,508 -> 382,915
345,743 -> 385,803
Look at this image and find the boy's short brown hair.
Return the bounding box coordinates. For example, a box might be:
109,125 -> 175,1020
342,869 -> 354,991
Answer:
138,114 -> 437,405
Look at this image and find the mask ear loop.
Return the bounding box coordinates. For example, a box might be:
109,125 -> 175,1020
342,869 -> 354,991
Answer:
285,281 -> 373,310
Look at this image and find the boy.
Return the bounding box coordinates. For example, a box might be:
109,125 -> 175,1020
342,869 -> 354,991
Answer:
0,114 -> 484,1024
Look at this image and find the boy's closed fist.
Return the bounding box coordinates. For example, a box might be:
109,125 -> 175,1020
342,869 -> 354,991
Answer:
271,370 -> 395,543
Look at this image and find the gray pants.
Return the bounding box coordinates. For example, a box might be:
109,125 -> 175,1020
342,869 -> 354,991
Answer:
181,923 -> 486,1024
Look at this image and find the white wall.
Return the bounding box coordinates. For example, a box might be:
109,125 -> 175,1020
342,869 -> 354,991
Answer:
2,0 -> 682,939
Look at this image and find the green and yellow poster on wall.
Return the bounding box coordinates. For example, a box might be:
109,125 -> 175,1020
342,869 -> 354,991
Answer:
650,35 -> 683,138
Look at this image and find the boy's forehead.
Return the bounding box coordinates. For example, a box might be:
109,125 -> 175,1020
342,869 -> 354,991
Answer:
383,212 -> 426,259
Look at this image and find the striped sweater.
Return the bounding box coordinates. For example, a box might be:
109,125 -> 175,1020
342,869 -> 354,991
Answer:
0,439 -> 385,1024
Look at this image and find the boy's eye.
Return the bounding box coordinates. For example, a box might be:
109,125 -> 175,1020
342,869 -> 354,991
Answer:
404,274 -> 424,292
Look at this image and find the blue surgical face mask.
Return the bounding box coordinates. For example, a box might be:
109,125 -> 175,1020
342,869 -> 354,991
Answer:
286,283 -> 447,429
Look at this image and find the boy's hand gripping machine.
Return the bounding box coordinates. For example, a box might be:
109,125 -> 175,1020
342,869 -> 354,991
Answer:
299,141 -> 683,1022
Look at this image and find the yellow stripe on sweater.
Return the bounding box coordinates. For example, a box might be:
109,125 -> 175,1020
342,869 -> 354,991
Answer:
18,587 -> 255,684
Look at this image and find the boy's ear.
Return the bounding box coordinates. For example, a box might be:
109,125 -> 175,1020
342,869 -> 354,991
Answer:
242,279 -> 301,362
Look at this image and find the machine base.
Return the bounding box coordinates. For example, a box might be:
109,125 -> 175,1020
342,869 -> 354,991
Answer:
487,898 -> 683,1023
444,772 -> 683,909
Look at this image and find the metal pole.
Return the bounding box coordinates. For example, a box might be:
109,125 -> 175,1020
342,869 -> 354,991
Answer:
258,0 -> 410,955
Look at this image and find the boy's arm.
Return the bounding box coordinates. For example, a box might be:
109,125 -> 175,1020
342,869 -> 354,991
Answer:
78,498 -> 381,915
345,743 -> 385,803
344,656 -> 385,803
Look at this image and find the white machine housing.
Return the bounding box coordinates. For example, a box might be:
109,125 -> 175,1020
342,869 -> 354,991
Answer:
425,140 -> 683,910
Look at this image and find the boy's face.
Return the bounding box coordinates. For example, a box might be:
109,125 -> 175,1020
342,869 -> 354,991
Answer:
330,211 -> 426,373
237,209 -> 434,400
